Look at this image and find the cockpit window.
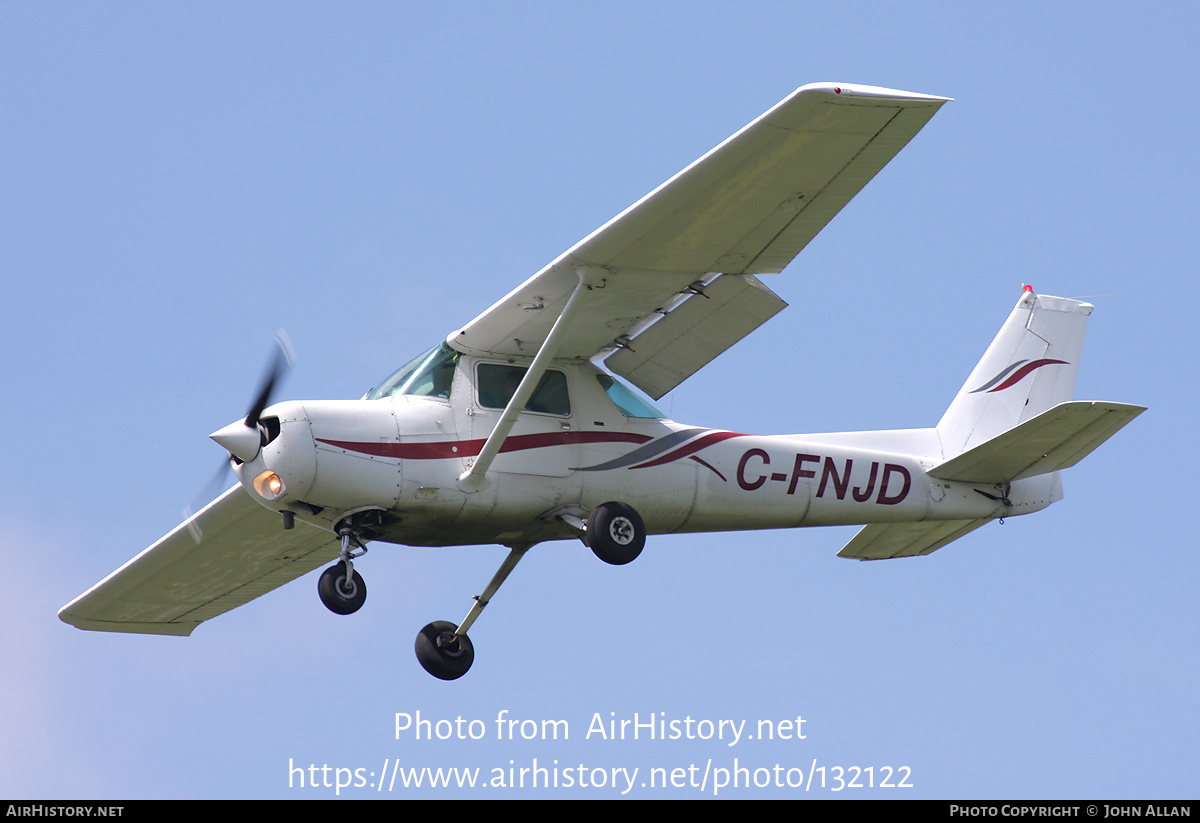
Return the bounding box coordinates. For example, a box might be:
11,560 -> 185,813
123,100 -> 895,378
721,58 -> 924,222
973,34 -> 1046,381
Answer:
368,343 -> 460,400
596,373 -> 665,418
477,363 -> 570,416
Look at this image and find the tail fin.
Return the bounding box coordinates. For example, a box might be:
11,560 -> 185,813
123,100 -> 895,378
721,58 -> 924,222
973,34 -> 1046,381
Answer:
936,288 -> 1091,457
838,288 -> 1144,562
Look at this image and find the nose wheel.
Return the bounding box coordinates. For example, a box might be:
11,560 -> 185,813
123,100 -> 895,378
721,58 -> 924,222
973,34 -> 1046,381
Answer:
318,511 -> 377,615
318,560 -> 366,614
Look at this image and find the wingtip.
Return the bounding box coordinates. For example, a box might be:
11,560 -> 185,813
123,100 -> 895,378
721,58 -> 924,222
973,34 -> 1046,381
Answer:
802,82 -> 952,103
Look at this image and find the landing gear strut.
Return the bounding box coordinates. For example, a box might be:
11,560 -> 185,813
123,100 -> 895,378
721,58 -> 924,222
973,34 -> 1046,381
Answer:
414,544 -> 530,680
317,510 -> 378,615
411,502 -> 649,680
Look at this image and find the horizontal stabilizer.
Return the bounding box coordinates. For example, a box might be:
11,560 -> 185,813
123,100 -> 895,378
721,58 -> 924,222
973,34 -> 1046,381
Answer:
837,519 -> 990,561
929,401 -> 1145,485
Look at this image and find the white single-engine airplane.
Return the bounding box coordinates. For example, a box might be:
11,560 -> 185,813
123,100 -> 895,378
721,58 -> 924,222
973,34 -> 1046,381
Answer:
61,83 -> 1143,679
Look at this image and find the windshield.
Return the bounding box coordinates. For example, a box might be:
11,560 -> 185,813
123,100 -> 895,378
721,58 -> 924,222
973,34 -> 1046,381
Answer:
368,342 -> 460,400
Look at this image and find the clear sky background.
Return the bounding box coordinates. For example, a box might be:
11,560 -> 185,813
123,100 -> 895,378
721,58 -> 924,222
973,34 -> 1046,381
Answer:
4,1 -> 1196,799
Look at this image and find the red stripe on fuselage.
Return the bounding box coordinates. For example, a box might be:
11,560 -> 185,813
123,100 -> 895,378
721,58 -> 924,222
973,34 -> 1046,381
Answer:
316,431 -> 652,460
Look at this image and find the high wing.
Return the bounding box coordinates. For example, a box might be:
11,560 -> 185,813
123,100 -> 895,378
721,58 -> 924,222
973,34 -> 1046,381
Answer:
59,485 -> 340,636
450,82 -> 950,398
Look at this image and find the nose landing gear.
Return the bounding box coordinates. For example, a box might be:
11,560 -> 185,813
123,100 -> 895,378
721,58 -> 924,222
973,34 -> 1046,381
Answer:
317,509 -> 381,615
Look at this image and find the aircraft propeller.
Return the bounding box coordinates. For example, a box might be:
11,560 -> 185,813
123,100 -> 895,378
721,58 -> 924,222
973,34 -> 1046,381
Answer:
184,333 -> 295,537
209,332 -> 295,463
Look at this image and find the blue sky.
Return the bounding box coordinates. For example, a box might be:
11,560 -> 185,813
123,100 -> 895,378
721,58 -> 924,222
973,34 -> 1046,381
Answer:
4,1 -> 1196,799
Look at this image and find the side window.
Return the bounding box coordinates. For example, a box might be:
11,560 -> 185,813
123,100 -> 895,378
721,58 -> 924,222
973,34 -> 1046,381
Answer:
477,364 -> 570,416
596,373 -> 665,418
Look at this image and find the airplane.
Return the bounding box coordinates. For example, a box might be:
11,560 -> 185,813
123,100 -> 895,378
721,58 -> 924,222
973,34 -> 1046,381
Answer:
59,82 -> 1144,680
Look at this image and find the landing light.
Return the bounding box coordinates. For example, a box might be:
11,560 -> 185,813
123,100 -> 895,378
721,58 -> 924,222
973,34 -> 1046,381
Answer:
253,470 -> 286,500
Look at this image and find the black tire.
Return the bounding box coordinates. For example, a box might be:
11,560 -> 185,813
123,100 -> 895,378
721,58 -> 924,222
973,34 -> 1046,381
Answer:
586,501 -> 645,565
317,560 -> 367,615
415,621 -> 475,680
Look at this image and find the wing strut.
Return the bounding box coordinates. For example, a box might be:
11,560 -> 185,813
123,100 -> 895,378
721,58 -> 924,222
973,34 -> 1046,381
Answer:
457,265 -> 602,492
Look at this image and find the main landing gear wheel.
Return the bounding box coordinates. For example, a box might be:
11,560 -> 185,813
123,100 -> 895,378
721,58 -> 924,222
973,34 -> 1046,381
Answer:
415,621 -> 475,680
586,501 -> 645,565
318,560 -> 366,615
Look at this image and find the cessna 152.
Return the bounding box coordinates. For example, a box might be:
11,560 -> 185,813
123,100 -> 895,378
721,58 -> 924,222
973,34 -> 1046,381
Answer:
60,83 -> 1143,680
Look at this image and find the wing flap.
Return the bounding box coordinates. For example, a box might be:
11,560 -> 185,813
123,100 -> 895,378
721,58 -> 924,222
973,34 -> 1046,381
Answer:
59,486 -> 340,636
837,518 -> 991,561
928,401 -> 1146,484
605,274 -> 787,399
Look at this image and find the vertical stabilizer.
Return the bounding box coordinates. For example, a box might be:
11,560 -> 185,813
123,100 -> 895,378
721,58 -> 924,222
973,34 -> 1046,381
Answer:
936,289 -> 1092,457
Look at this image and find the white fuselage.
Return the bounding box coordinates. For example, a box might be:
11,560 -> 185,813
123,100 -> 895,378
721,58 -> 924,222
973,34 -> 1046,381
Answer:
230,356 -> 1054,550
